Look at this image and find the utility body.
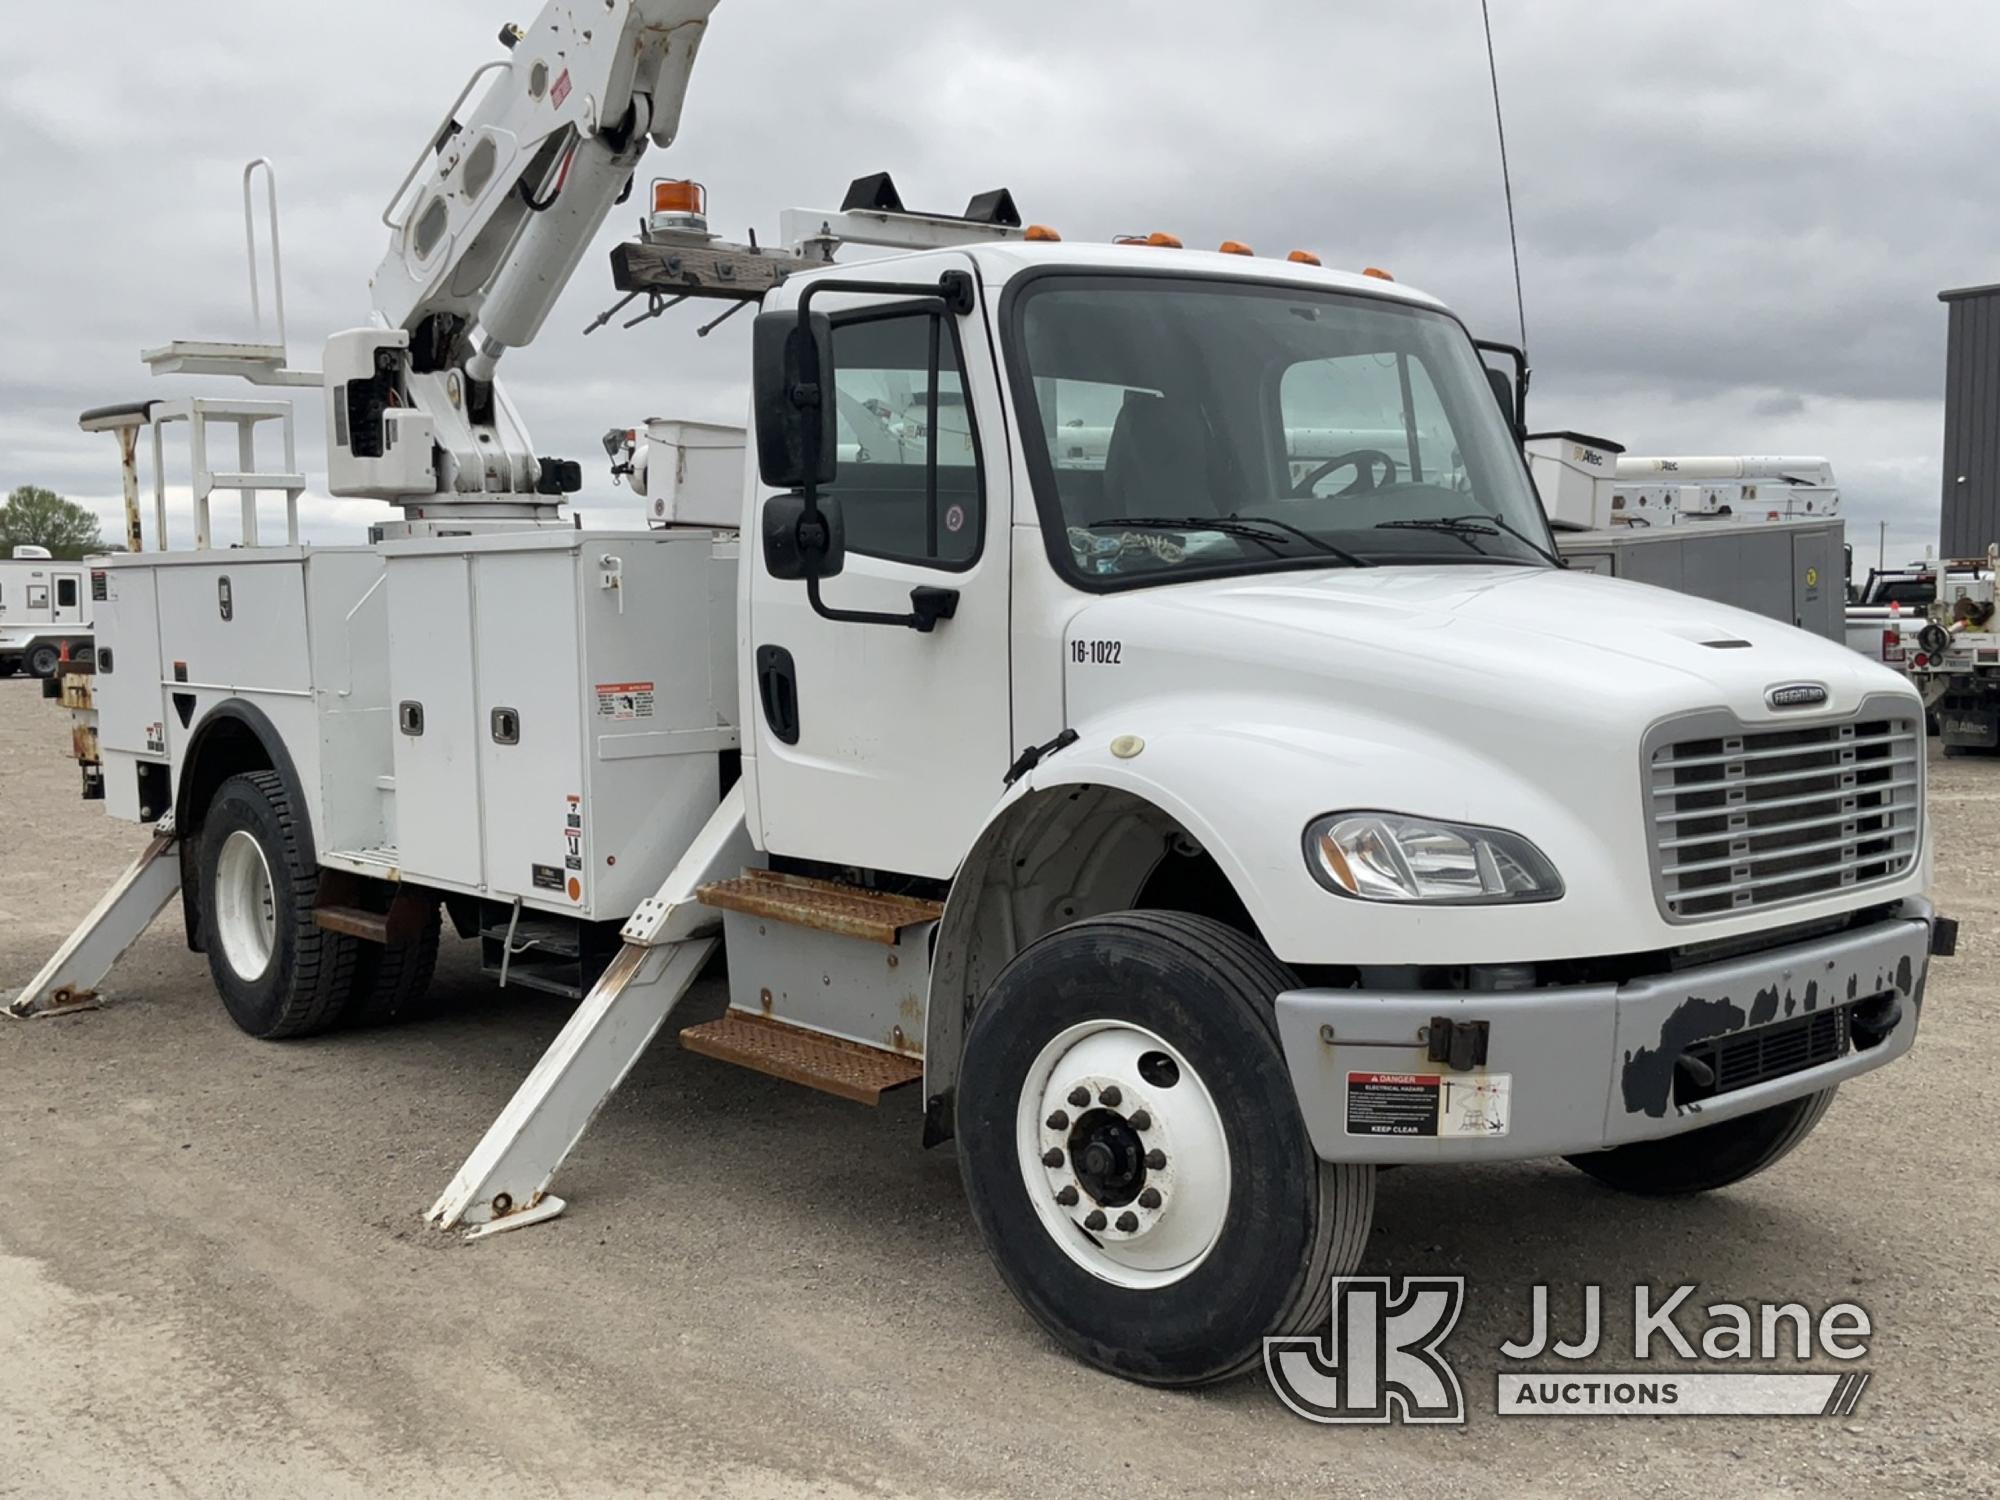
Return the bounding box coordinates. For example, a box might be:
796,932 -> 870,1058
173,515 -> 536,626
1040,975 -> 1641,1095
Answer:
18,0 -> 1955,1387
1895,547 -> 2000,753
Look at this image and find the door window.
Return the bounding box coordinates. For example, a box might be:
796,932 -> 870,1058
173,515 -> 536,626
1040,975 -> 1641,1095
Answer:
56,577 -> 78,609
824,310 -> 983,568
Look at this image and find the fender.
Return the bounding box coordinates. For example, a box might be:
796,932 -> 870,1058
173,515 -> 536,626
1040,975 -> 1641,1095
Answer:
173,697 -> 316,950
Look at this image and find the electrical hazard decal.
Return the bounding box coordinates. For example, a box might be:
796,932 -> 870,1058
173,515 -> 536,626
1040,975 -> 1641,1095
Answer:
595,681 -> 654,720
1344,1072 -> 1512,1139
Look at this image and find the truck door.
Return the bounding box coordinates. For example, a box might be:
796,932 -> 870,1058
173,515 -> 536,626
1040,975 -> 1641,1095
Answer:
51,572 -> 84,625
744,252 -> 1012,879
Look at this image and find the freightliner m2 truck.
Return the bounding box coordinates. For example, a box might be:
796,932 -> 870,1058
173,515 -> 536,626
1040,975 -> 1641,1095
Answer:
16,0 -> 1954,1388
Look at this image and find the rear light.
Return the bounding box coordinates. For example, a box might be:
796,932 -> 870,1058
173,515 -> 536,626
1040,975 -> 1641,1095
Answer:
1913,652 -> 1930,668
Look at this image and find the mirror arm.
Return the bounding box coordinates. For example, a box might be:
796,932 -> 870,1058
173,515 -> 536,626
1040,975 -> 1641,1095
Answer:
1473,337 -> 1531,442
790,269 -> 976,632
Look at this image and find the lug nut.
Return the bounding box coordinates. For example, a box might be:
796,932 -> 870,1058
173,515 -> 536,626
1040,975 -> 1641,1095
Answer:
1137,1187 -> 1162,1209
1145,1149 -> 1167,1170
1083,1209 -> 1108,1231
1045,1110 -> 1070,1131
1099,1085 -> 1123,1108
1115,1211 -> 1139,1233
1042,1148 -> 1064,1168
1068,1086 -> 1091,1108
1128,1109 -> 1152,1131
1055,1185 -> 1079,1206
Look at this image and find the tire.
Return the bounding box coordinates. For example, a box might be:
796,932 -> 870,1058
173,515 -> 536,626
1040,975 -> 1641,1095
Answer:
199,771 -> 360,1039
344,902 -> 442,1028
25,643 -> 60,679
956,911 -> 1374,1388
1563,1087 -> 1836,1196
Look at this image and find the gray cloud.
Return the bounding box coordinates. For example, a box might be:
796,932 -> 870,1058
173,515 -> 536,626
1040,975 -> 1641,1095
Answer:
1,0 -> 1988,563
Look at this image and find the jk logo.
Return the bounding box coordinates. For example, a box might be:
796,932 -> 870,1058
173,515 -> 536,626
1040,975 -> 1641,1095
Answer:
1264,1276 -> 1467,1424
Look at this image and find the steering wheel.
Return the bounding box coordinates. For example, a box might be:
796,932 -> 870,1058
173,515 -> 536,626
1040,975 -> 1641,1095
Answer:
1292,448 -> 1397,497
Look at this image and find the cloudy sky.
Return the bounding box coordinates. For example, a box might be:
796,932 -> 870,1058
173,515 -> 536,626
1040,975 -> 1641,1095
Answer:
2,0 -> 1990,569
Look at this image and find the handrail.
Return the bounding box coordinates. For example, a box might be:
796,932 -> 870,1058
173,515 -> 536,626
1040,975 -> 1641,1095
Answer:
242,158 -> 288,356
381,59 -> 512,229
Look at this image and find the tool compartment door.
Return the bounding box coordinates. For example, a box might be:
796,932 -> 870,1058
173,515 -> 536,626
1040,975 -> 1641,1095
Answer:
385,555 -> 483,889
472,548 -> 587,912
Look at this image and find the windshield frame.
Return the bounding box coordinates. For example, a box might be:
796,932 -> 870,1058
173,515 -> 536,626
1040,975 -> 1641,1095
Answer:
997,265 -> 1559,594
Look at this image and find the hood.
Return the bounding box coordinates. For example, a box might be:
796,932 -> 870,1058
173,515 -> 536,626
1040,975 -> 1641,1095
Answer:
1064,564 -> 1910,738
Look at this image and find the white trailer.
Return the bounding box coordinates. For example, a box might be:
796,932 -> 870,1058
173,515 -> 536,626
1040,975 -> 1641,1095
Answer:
14,0 -> 1956,1388
0,546 -> 95,678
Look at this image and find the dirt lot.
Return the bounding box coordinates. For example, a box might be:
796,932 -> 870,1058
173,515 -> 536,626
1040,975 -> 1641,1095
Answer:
1,674 -> 1996,1498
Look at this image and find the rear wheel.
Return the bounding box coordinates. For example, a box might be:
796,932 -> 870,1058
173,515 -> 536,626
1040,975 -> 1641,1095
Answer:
199,771 -> 359,1039
1563,1087 -> 1836,1196
345,902 -> 442,1027
956,911 -> 1373,1387
25,643 -> 60,679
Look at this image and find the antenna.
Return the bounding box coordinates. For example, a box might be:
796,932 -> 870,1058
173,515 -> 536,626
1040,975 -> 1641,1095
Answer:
1480,0 -> 1527,355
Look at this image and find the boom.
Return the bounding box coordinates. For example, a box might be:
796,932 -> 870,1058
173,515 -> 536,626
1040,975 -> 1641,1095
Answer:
331,0 -> 720,523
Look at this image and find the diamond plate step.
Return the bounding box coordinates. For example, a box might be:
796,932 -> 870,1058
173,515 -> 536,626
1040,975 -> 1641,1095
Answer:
695,869 -> 942,945
679,1011 -> 923,1106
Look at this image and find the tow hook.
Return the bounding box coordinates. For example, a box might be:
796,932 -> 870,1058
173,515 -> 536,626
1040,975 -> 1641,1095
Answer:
1427,1017 -> 1491,1072
1930,915 -> 1959,958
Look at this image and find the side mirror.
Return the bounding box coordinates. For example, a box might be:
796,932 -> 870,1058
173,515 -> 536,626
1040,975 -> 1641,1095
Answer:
752,309 -> 838,489
762,491 -> 846,581
1485,366 -> 1518,433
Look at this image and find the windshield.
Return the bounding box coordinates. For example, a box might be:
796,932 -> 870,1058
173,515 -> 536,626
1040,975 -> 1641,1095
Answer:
1006,274 -> 1556,586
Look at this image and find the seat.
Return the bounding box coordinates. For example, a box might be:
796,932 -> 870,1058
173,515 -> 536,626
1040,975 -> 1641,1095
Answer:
1100,392 -> 1214,520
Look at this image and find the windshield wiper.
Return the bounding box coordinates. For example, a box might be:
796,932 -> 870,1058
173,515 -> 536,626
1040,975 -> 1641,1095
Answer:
1375,512 -> 1564,568
1096,515 -> 1372,568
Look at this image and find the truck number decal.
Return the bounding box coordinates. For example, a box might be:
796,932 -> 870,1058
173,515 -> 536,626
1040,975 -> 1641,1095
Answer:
1071,639 -> 1121,666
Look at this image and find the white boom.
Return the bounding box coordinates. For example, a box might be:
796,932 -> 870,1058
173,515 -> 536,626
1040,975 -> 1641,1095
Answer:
331,0 -> 720,521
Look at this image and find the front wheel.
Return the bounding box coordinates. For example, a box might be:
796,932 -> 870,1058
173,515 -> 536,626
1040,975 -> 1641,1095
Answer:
956,911 -> 1374,1387
1563,1087 -> 1837,1196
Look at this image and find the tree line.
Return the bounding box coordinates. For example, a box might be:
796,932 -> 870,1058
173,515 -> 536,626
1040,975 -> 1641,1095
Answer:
1,487 -> 105,561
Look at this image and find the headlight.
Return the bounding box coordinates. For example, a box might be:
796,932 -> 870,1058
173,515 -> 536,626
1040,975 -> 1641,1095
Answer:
1303,812 -> 1562,904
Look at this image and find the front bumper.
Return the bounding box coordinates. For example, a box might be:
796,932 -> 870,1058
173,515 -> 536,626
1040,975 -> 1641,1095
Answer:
1274,899 -> 1937,1163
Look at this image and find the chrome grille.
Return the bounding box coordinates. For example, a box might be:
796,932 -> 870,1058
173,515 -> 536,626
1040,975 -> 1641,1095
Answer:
1647,706 -> 1921,920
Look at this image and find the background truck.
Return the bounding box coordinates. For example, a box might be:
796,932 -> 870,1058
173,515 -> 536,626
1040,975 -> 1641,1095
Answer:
1898,547 -> 2000,753
1529,438 -> 1846,639
14,0 -> 1952,1389
0,545 -> 95,678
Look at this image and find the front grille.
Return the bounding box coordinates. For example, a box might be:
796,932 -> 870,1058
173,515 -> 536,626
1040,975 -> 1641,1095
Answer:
1648,708 -> 1921,920
1676,1007 -> 1848,1105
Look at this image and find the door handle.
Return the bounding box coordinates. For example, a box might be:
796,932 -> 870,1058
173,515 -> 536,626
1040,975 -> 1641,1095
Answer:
755,644 -> 800,745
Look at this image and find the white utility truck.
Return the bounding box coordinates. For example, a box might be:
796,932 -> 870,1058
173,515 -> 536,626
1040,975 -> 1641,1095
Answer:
1898,546 -> 2000,754
14,0 -> 1955,1388
0,545 -> 95,678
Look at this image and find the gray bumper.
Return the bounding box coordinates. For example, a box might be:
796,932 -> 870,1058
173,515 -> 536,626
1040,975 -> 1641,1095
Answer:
1274,900 -> 1935,1163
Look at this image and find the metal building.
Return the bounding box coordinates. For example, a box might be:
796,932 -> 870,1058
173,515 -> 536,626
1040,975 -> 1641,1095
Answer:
1939,282 -> 2000,557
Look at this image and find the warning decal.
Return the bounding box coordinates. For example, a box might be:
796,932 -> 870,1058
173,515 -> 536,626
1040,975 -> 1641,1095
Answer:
1345,1072 -> 1512,1139
595,681 -> 655,720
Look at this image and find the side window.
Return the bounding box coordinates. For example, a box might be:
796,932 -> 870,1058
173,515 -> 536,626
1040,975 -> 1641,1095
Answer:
1878,580 -> 1933,607
57,577 -> 79,608
825,311 -> 981,567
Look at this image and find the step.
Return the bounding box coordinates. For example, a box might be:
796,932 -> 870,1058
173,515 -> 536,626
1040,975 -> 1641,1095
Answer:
679,1011 -> 923,1106
695,870 -> 942,945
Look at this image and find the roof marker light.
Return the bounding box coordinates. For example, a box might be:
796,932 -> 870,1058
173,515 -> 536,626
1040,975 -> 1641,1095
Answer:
1287,250 -> 1322,266
1118,232 -> 1184,249
1362,266 -> 1395,281
1024,224 -> 1063,242
1218,240 -> 1255,256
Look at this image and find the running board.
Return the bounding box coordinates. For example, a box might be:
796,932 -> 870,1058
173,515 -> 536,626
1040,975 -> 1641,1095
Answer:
679,1011 -> 923,1105
696,869 -> 941,945
8,824 -> 181,1019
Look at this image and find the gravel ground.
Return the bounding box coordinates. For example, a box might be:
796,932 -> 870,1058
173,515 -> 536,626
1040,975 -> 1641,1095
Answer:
1,673 -> 1996,1498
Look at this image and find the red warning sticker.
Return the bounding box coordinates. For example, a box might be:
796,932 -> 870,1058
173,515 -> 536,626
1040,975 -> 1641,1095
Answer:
551,68 -> 572,108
